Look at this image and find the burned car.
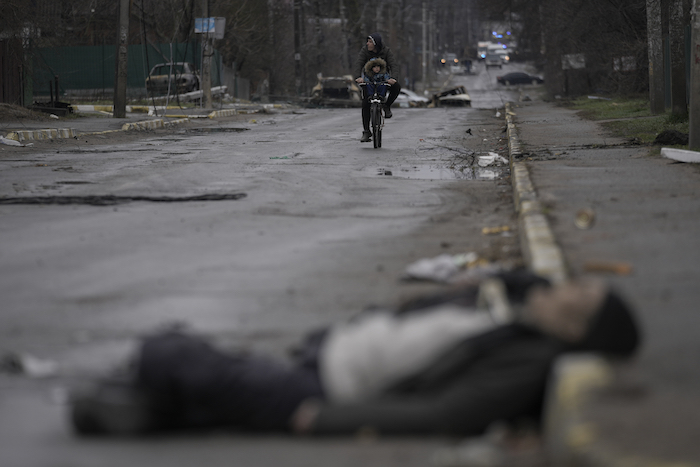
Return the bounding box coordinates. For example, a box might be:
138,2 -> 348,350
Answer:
310,75 -> 362,106
146,62 -> 200,95
432,86 -> 472,107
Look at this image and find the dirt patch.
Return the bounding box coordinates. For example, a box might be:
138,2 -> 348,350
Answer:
0,103 -> 50,123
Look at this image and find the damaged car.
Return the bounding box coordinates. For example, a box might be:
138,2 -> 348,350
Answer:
310,75 -> 362,106
432,86 -> 471,107
146,62 -> 200,95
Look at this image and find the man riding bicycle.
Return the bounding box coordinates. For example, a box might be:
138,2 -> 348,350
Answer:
354,33 -> 401,143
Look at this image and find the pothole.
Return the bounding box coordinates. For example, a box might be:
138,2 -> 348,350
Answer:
184,127 -> 249,134
367,165 -> 508,180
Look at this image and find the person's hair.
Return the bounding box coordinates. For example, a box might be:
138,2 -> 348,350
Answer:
577,290 -> 640,357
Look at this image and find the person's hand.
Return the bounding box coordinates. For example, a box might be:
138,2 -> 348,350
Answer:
355,77 -> 364,83
388,78 -> 397,85
291,398 -> 321,434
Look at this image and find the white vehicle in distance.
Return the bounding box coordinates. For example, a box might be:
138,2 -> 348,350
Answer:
484,53 -> 503,69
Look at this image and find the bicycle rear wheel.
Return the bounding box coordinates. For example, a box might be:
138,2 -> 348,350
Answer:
371,104 -> 382,149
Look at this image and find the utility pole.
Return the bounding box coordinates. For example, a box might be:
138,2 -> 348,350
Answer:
690,0 -> 700,149
428,9 -> 434,88
113,0 -> 130,118
201,0 -> 212,109
294,0 -> 302,96
647,0 -> 665,114
422,2 -> 427,92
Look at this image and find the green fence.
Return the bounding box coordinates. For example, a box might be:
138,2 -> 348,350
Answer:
32,42 -> 221,99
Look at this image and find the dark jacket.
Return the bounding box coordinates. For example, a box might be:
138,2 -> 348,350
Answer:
354,33 -> 398,81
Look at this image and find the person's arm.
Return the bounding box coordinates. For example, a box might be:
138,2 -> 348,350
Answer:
384,48 -> 399,83
296,339 -> 559,436
354,48 -> 369,82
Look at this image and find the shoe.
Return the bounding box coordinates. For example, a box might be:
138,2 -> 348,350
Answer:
384,106 -> 393,118
360,131 -> 372,142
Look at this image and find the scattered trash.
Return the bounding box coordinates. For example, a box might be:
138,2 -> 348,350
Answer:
482,225 -> 511,235
50,114 -> 60,119
660,147 -> 700,163
495,111 -> 501,118
587,95 -> 612,101
377,168 -> 392,176
574,208 -> 596,229
0,352 -> 59,378
403,252 -> 479,282
655,130 -> 689,146
478,153 -> 508,167
583,261 -> 633,276
0,135 -> 33,147
466,128 -> 472,135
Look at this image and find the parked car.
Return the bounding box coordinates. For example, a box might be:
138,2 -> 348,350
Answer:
146,62 -> 200,95
310,75 -> 362,106
396,88 -> 430,107
484,54 -> 502,69
496,72 -> 544,85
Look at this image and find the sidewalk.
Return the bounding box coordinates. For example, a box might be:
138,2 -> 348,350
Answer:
506,99 -> 700,466
0,103 -> 284,143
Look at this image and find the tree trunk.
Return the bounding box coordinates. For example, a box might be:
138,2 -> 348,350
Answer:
670,0 -> 688,117
647,0 -> 666,114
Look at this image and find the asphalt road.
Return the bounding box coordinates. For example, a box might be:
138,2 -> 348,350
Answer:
0,70 -> 526,467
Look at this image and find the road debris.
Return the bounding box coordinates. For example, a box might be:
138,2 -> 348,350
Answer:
660,147 -> 700,163
0,135 -> 34,147
0,352 -> 59,378
574,208 -> 596,229
482,225 -> 511,235
583,261 -> 633,275
478,153 -> 508,167
403,253 -> 479,282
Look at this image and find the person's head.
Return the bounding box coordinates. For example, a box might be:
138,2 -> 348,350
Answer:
366,33 -> 383,52
523,277 -> 640,356
363,58 -> 387,77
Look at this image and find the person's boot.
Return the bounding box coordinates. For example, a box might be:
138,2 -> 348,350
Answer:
384,105 -> 393,119
360,131 -> 372,142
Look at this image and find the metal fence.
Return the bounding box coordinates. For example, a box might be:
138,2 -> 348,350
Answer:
31,42 -> 221,100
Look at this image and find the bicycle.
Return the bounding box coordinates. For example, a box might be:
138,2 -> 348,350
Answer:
360,80 -> 391,148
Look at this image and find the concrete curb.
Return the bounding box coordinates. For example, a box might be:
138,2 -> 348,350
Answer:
505,102 -> 568,285
121,117 -> 190,131
6,128 -> 80,142
4,117 -> 192,142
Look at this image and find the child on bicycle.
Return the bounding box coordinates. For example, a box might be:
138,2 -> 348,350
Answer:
359,57 -> 393,143
363,58 -> 391,93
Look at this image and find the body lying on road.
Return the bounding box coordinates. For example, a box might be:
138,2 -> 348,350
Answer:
69,272 -> 640,437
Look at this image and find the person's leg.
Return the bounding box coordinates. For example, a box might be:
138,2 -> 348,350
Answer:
71,330 -> 324,435
361,90 -> 372,141
383,82 -> 401,118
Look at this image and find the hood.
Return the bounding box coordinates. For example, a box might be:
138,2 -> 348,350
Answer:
368,33 -> 384,52
364,57 -> 387,75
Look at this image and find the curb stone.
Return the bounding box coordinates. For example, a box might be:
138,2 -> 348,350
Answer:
505,102 -> 568,285
4,117 -> 192,142
121,117 -> 190,131
6,128 -> 79,142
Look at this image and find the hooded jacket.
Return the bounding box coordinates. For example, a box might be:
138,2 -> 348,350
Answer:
363,58 -> 391,83
354,33 -> 398,81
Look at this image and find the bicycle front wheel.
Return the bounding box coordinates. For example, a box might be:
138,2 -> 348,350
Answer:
371,103 -> 382,149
